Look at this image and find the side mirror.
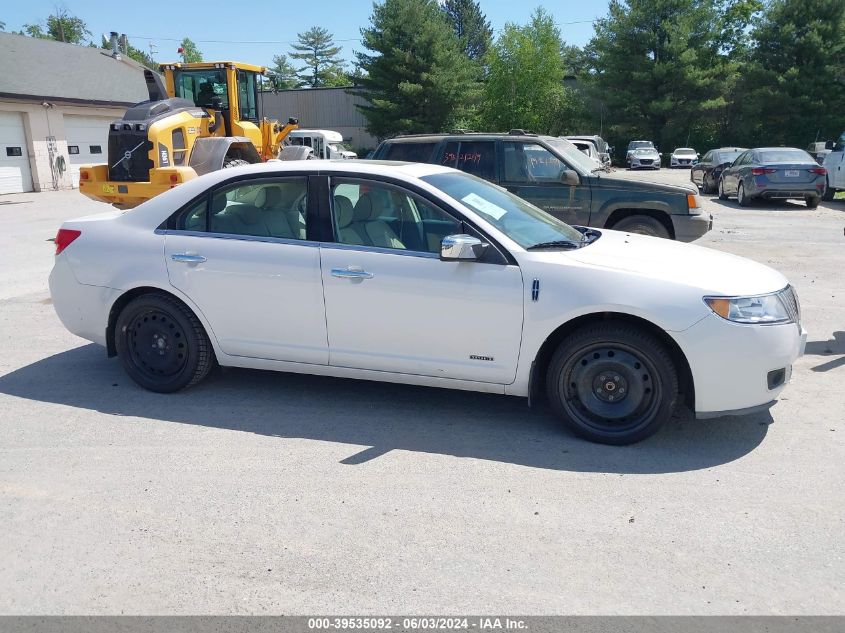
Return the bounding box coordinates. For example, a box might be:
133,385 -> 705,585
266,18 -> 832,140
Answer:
441,234 -> 487,261
825,140 -> 835,150
560,169 -> 580,185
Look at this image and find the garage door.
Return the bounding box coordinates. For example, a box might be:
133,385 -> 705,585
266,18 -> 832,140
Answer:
64,114 -> 113,188
0,111 -> 33,194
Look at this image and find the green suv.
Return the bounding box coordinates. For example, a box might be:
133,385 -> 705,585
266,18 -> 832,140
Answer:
371,131 -> 712,241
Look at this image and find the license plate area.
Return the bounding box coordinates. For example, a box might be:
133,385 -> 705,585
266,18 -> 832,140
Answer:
785,170 -> 799,177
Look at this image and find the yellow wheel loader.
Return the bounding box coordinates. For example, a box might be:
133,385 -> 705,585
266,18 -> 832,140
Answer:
79,62 -> 298,208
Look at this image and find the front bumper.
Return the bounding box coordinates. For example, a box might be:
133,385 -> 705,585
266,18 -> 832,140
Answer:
672,314 -> 806,418
671,213 -> 713,242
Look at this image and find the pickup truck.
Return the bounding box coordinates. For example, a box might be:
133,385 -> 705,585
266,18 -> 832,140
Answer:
372,131 -> 712,241
822,133 -> 845,200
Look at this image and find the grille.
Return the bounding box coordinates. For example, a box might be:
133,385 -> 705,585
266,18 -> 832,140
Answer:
639,159 -> 653,165
779,285 -> 801,325
108,128 -> 153,182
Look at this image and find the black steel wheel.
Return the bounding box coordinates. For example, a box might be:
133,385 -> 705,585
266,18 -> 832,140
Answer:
546,324 -> 678,445
115,293 -> 214,393
611,214 -> 670,239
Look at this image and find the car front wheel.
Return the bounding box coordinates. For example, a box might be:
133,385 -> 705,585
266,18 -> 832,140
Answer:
115,293 -> 214,393
545,323 -> 679,445
611,214 -> 670,239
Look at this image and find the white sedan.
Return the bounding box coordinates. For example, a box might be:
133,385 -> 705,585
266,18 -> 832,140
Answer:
671,147 -> 700,168
50,161 -> 806,445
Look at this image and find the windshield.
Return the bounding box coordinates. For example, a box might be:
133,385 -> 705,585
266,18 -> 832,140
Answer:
759,149 -> 815,164
675,148 -> 696,155
543,137 -> 600,174
173,69 -> 229,109
715,150 -> 743,163
628,141 -> 654,150
633,148 -> 656,155
421,171 -> 584,248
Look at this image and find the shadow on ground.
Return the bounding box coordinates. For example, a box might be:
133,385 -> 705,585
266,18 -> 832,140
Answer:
0,344 -> 771,474
806,332 -> 845,372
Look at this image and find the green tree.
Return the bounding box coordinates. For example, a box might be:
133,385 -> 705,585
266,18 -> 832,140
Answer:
269,54 -> 299,89
179,37 -> 203,63
290,26 -> 348,87
441,0 -> 492,61
584,0 -> 734,151
741,0 -> 845,146
355,0 -> 480,138
23,9 -> 91,44
482,8 -> 581,135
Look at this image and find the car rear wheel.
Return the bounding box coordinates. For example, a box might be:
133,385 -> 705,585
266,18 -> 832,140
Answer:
805,195 -> 820,209
545,323 -> 679,445
737,182 -> 752,207
115,293 -> 214,393
701,174 -> 713,194
611,215 -> 670,239
718,177 -> 728,200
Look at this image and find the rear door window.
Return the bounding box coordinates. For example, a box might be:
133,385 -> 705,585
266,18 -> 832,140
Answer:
384,142 -> 437,163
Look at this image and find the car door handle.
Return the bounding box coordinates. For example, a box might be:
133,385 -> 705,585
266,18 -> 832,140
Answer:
331,267 -> 374,280
171,253 -> 207,263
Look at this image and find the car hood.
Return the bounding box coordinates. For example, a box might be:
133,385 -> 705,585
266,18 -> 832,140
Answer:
560,229 -> 788,296
591,173 -> 695,195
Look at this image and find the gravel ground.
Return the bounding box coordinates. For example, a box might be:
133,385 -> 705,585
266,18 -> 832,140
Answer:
0,170 -> 842,615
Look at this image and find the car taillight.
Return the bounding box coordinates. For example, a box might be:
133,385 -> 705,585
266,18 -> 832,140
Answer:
810,167 -> 827,175
80,170 -> 89,181
55,228 -> 81,255
751,167 -> 777,175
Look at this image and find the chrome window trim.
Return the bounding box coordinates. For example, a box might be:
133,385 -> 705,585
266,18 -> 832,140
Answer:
156,228 -> 320,248
318,241 -> 440,259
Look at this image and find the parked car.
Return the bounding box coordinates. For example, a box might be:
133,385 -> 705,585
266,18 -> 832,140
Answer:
626,140 -> 656,166
565,135 -> 612,167
628,147 -> 661,170
49,160 -> 806,445
690,147 -> 747,194
670,148 -> 699,168
821,132 -> 845,200
566,138 -> 603,165
372,131 -> 710,240
718,147 -> 827,208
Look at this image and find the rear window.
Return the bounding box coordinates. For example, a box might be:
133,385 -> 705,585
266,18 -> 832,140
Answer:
384,142 -> 436,163
758,149 -> 814,164
715,151 -> 742,164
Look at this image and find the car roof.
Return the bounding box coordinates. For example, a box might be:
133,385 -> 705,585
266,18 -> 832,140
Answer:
382,131 -> 557,142
753,147 -> 806,152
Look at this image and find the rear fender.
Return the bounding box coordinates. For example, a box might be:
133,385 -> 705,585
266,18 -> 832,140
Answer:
188,137 -> 261,176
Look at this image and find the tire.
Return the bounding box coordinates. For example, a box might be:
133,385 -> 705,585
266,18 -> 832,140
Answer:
737,182 -> 752,207
805,195 -> 820,209
611,214 -> 671,239
701,174 -> 713,194
822,179 -> 835,201
545,323 -> 679,445
223,157 -> 250,169
718,177 -> 728,200
115,293 -> 214,393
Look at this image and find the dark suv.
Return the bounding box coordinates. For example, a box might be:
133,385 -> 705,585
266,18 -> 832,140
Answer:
371,132 -> 712,241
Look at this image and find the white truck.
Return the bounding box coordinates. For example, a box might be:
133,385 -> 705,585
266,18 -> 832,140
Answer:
822,132 -> 845,199
281,129 -> 357,161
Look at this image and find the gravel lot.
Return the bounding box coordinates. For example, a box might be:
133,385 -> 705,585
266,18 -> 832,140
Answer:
0,169 -> 843,615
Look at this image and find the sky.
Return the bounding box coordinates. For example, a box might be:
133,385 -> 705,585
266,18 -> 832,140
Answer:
2,0 -> 611,68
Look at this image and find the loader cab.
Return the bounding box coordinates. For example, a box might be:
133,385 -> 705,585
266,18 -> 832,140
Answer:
163,62 -> 262,138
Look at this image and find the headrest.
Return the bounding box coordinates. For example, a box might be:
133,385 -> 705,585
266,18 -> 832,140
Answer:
334,196 -> 354,228
352,194 -> 373,222
255,186 -> 282,209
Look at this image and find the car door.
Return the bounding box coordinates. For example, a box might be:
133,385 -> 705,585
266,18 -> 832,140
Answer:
826,146 -> 845,189
693,152 -> 711,186
723,152 -> 747,194
499,141 -> 592,227
164,175 -> 329,364
320,177 -> 524,384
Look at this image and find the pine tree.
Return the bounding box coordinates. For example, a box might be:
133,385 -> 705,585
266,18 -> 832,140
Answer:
179,38 -> 203,63
441,0 -> 492,61
290,27 -> 348,87
355,0 -> 480,138
270,54 -> 299,90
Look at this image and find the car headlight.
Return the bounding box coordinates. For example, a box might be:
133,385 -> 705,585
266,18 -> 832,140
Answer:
704,287 -> 799,325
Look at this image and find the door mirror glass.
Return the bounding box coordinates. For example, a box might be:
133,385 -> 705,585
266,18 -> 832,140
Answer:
441,234 -> 487,261
560,169 -> 580,186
